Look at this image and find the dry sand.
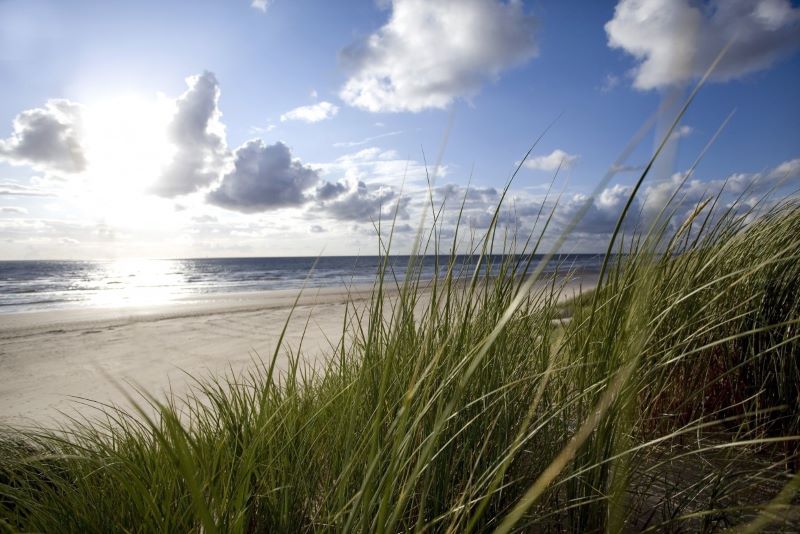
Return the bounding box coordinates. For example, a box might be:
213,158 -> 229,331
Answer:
0,286 -> 377,428
0,277 -> 594,428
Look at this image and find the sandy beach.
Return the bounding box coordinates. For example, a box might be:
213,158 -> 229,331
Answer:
0,277 -> 592,428
0,285 -> 381,428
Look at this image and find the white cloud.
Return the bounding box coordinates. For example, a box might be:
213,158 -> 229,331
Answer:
606,0 -> 800,90
467,208 -> 529,230
721,158 -> 800,194
333,130 -> 403,148
314,177 -> 407,222
601,73 -> 620,92
0,218 -> 119,252
622,157 -> 800,234
610,163 -> 644,174
641,172 -> 709,218
314,146 -> 434,189
436,183 -> 499,206
314,181 -> 348,201
513,157 -> 800,238
249,124 -> 276,134
304,147 -> 429,222
204,141 -> 413,223
770,158 -> 800,179
207,140 -> 319,213
643,157 -> 800,216
669,125 -> 693,140
556,184 -> 635,235
0,181 -> 55,197
280,101 -> 339,123
2,71 -> 231,206
151,71 -> 229,197
432,183 -> 548,232
0,206 -> 27,214
251,0 -> 271,13
0,99 -> 86,174
523,149 -> 579,172
339,0 -> 538,112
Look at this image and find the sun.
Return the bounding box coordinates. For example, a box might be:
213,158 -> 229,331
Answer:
82,94 -> 175,193
79,94 -> 178,224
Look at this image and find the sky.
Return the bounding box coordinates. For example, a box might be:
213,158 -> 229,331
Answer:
0,0 -> 799,260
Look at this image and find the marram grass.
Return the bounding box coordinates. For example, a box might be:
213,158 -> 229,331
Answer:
1,191 -> 798,532
1,170 -> 799,531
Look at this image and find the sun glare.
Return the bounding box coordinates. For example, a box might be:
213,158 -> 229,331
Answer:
80,94 -> 177,224
83,94 -> 174,190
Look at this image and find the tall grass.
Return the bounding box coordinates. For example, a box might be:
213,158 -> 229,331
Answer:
1,145 -> 799,530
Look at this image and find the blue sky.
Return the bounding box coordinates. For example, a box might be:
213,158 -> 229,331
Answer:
1,0 -> 799,259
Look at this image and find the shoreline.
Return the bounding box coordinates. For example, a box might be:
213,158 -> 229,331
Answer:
0,283 -> 380,340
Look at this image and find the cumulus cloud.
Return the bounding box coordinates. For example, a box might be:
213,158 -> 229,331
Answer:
770,158 -> 800,181
721,158 -> 800,194
640,172 -> 710,218
151,71 -> 229,197
339,0 -> 538,112
555,157 -> 800,237
205,141 -> 423,222
550,184 -> 631,235
468,208 -> 525,230
315,180 -> 348,201
432,183 -> 546,231
0,99 -> 86,174
207,140 -> 319,213
606,0 -> 800,90
316,158 -> 800,242
280,101 -> 339,123
314,177 -> 408,221
436,183 -> 499,207
524,149 -> 579,172
643,157 -> 800,217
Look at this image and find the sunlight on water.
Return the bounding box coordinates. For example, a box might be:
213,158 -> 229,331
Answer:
84,259 -> 184,308
0,255 -> 604,313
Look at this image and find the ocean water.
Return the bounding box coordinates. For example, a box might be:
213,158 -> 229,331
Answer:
0,255 -> 603,314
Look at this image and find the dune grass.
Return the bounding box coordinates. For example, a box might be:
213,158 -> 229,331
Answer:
1,94 -> 800,531
1,186 -> 798,532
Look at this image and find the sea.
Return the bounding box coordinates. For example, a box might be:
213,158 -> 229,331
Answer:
0,255 -> 604,314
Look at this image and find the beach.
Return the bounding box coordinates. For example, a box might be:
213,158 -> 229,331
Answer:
0,286 -> 374,427
0,277 -> 593,427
